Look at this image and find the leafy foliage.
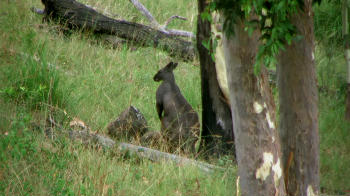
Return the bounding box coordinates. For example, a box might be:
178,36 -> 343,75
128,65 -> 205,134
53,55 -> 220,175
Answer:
314,0 -> 343,48
203,0 -> 305,73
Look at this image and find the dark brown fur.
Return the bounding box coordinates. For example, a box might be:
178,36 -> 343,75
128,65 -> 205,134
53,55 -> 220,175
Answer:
154,62 -> 200,153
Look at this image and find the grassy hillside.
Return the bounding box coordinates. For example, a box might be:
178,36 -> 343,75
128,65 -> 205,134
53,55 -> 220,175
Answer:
0,0 -> 237,195
0,0 -> 349,195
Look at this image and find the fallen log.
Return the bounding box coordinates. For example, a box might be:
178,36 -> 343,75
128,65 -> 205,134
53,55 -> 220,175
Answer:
43,113 -> 225,173
118,142 -> 225,173
45,127 -> 116,149
45,128 -> 223,173
68,130 -> 116,149
39,0 -> 196,61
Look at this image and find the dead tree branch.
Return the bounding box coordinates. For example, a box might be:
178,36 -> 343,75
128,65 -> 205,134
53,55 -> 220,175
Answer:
128,0 -> 195,39
37,0 -> 196,61
129,0 -> 160,28
163,15 -> 187,28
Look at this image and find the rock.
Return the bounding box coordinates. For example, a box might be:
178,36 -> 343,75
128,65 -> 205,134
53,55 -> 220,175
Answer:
107,106 -> 148,140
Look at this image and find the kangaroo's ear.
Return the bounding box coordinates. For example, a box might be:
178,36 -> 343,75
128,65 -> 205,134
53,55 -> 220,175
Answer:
164,62 -> 172,70
165,62 -> 178,71
169,62 -> 178,70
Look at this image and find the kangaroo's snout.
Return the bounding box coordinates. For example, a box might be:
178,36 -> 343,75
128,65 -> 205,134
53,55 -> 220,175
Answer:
153,72 -> 161,82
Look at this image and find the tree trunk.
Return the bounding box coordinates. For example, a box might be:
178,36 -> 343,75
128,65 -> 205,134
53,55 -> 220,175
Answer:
197,0 -> 234,156
222,20 -> 286,196
342,0 -> 350,121
277,1 -> 320,195
40,0 -> 195,61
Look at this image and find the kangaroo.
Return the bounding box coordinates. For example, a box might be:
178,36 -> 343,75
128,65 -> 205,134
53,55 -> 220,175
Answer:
153,62 -> 200,153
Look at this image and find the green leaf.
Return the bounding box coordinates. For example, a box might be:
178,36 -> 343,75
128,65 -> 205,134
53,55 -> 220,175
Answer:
200,11 -> 212,23
248,27 -> 254,36
211,52 -> 216,62
201,40 -> 210,51
285,33 -> 292,45
254,61 -> 262,75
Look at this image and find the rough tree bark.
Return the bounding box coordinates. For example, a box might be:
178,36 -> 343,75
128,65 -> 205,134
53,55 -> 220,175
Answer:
197,0 -> 234,156
277,1 -> 320,195
40,0 -> 195,61
222,20 -> 286,195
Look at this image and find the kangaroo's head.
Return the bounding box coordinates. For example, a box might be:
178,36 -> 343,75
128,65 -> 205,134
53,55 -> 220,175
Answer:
153,62 -> 178,82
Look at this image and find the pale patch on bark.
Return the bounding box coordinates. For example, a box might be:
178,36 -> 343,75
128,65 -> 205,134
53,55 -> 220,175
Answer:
215,45 -> 229,100
254,102 -> 263,114
312,52 -> 315,61
211,12 -> 230,103
272,136 -> 275,143
217,118 -> 224,128
236,176 -> 240,196
266,112 -> 275,129
272,159 -> 282,186
307,185 -> 316,196
256,152 -> 273,181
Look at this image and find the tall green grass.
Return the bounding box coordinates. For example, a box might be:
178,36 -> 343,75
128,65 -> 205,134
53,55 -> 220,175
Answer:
0,109 -> 236,195
1,31 -> 68,109
314,1 -> 350,192
0,1 -> 236,195
315,47 -> 350,192
0,0 -> 350,195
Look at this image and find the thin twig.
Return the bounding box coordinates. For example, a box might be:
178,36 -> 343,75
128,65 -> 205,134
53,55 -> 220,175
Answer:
129,0 -> 160,28
47,115 -> 62,128
128,0 -> 195,39
163,15 -> 187,28
166,29 -> 195,39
